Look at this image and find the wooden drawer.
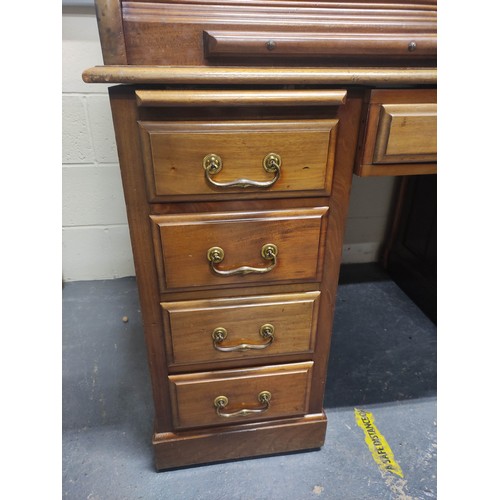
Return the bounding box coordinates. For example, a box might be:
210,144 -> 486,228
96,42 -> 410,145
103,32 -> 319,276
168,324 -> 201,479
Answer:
168,362 -> 313,429
162,291 -> 320,368
139,118 -> 338,202
355,89 -> 437,176
151,207 -> 329,292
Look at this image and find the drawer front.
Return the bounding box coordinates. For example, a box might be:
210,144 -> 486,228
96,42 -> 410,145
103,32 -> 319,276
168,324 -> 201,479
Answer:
151,207 -> 329,292
162,291 -> 320,367
372,103 -> 437,164
168,362 -> 313,429
356,89 -> 437,176
139,119 -> 338,201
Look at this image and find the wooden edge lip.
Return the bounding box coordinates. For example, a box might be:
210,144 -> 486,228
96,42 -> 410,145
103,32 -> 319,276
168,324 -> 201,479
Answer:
135,89 -> 347,107
152,412 -> 327,469
153,411 -> 327,443
354,163 -> 437,176
82,65 -> 437,85
204,30 -> 437,58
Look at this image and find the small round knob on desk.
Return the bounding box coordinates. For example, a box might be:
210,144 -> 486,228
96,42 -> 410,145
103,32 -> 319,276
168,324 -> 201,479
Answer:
266,40 -> 277,51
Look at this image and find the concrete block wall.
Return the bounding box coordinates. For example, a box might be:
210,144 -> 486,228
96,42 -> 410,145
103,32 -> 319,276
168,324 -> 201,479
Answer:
63,8 -> 135,281
62,7 -> 395,282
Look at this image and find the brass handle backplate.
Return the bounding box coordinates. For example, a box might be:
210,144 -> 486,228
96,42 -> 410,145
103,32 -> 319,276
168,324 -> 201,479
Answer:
214,391 -> 272,418
203,153 -> 281,189
207,243 -> 278,276
212,324 -> 275,352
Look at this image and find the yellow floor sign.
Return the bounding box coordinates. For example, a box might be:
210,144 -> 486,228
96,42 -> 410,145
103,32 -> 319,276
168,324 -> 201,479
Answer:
354,408 -> 404,478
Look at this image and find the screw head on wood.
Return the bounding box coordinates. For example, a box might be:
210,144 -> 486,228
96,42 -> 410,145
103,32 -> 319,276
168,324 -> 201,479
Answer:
266,40 -> 277,51
408,41 -> 417,52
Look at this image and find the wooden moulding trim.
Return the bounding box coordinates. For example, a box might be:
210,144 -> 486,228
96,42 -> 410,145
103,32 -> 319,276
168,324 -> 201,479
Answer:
355,162 -> 437,176
204,31 -> 437,59
135,89 -> 347,107
153,412 -> 326,442
152,412 -> 327,469
82,65 -> 437,85
122,1 -> 437,25
127,0 -> 437,8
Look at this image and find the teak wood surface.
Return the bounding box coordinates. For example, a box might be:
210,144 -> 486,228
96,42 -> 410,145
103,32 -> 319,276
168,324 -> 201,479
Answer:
108,85 -> 364,468
136,89 -> 347,107
153,413 -> 327,470
162,291 -> 321,368
91,0 -> 437,471
204,30 -> 437,60
83,65 -> 437,86
373,103 -> 437,163
120,0 -> 436,66
139,118 -> 338,201
93,0 -> 436,70
168,361 -> 314,429
108,86 -> 173,431
150,207 -> 329,291
355,88 -> 437,176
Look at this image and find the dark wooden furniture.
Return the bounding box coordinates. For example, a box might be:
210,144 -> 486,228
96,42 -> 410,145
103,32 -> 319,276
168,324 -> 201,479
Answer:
84,0 -> 436,470
384,175 -> 437,322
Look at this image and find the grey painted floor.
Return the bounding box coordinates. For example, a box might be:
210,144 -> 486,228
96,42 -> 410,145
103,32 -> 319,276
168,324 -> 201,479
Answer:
62,265 -> 437,499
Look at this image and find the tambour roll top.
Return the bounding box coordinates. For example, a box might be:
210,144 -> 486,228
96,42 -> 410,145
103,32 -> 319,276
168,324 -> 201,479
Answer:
95,0 -> 437,67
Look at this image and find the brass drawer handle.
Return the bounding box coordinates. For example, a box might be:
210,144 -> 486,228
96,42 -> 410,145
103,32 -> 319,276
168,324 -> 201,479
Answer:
207,243 -> 278,276
203,153 -> 281,189
214,391 -> 272,418
212,324 -> 275,352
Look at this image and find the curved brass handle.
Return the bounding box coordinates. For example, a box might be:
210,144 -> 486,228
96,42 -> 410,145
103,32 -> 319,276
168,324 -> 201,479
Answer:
207,243 -> 278,276
214,391 -> 272,418
203,153 -> 281,189
212,324 -> 275,352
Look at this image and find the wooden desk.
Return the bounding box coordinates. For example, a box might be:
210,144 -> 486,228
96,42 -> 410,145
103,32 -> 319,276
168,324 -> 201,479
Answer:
83,0 -> 436,470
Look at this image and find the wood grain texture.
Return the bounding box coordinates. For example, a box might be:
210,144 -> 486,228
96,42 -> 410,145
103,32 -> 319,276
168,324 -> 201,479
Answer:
150,207 -> 329,292
162,291 -> 320,367
139,119 -> 338,201
127,1 -> 437,7
369,89 -> 437,105
121,1 -> 437,25
307,89 -> 364,413
105,88 -> 364,455
153,412 -> 327,470
204,30 -> 436,59
136,89 -> 346,107
160,281 -> 321,305
355,88 -> 437,176
87,0 -> 438,473
107,86 -> 172,430
373,103 -> 437,163
82,66 -> 437,85
168,362 -> 313,429
120,0 -> 436,65
94,0 -> 127,64
355,163 -> 437,177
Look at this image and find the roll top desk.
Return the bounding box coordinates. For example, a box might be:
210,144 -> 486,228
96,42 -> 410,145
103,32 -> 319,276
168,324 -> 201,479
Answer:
83,0 -> 436,470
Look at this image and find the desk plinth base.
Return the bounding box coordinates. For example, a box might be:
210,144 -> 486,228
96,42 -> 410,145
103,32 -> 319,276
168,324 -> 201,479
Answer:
153,412 -> 327,470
